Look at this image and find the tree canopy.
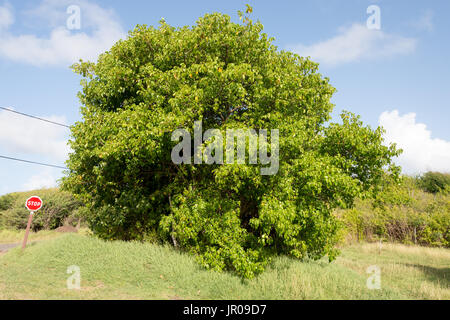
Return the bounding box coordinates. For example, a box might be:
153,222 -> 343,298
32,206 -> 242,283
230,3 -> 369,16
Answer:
63,7 -> 400,278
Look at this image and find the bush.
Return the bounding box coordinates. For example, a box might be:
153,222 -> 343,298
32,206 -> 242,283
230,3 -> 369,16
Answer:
417,171 -> 450,194
0,189 -> 84,231
0,194 -> 16,211
337,174 -> 450,248
63,7 -> 400,278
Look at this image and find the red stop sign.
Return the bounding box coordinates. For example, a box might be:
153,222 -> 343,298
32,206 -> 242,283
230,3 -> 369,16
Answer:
25,196 -> 43,212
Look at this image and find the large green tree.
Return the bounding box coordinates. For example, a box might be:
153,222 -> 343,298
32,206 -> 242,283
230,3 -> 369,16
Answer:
63,7 -> 400,278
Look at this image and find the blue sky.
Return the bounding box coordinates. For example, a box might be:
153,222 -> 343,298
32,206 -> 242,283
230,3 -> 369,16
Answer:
0,0 -> 449,195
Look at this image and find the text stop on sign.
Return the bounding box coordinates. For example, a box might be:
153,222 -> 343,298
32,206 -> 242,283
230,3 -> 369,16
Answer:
25,196 -> 43,212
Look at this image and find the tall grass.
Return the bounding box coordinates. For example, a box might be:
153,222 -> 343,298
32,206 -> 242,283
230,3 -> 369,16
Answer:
1,234 -> 448,299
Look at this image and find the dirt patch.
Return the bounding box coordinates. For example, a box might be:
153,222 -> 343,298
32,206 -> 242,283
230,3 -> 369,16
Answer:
55,225 -> 78,233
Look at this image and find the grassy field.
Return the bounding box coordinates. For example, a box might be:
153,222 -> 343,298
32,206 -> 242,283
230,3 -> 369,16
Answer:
0,233 -> 448,300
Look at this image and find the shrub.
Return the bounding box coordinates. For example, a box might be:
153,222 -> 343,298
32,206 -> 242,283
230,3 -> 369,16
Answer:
0,194 -> 16,211
417,171 -> 450,194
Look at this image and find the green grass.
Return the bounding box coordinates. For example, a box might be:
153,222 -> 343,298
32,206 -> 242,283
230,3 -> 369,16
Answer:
1,234 -> 448,299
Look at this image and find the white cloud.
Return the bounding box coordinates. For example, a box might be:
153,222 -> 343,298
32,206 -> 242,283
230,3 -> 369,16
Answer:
290,23 -> 417,66
0,3 -> 14,30
379,110 -> 450,174
0,0 -> 125,66
0,109 -> 70,161
22,168 -> 59,190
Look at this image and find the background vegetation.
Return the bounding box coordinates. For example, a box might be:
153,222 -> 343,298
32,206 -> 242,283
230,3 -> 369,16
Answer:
337,173 -> 449,248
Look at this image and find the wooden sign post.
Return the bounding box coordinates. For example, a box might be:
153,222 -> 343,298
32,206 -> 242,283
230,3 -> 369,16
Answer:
22,196 -> 43,250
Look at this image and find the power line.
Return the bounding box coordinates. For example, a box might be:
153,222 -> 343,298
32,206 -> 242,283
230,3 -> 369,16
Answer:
0,155 -> 68,170
0,107 -> 70,170
0,106 -> 71,128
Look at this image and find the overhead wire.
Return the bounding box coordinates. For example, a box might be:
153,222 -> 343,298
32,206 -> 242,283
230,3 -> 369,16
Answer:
0,106 -> 71,169
0,155 -> 68,170
0,106 -> 71,128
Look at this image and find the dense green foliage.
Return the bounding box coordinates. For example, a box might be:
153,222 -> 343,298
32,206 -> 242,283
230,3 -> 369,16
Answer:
0,194 -> 15,211
416,171 -> 450,194
63,8 -> 400,277
337,174 -> 450,247
0,189 -> 83,231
